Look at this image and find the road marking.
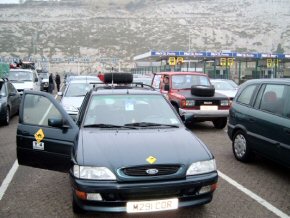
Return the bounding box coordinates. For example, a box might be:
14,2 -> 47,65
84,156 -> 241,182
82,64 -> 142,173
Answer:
0,160 -> 18,200
0,91 -> 60,201
218,170 -> 290,218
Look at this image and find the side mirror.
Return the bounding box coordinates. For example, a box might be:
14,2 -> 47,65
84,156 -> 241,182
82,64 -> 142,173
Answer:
48,118 -> 69,128
164,84 -> 170,91
58,92 -> 63,96
34,78 -> 38,82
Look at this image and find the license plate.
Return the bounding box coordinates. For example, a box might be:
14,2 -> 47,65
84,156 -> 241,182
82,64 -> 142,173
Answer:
200,105 -> 218,110
126,198 -> 178,213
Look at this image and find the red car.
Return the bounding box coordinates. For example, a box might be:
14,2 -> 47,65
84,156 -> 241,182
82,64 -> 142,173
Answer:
152,72 -> 230,129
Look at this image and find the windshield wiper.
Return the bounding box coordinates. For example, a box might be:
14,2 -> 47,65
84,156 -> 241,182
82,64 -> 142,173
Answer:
69,94 -> 86,97
83,123 -> 137,129
124,122 -> 179,128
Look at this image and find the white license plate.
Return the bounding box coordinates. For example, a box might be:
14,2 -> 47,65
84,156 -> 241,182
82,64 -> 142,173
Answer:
126,198 -> 178,213
200,105 -> 218,110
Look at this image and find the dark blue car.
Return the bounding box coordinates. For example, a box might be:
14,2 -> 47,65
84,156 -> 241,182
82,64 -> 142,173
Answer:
0,78 -> 21,125
16,73 -> 218,214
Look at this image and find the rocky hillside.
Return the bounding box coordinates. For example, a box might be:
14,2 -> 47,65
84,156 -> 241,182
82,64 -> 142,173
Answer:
0,0 -> 289,63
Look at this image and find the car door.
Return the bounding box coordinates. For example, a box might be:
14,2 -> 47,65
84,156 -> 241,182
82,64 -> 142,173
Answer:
17,90 -> 79,172
7,82 -> 20,115
278,85 -> 290,166
251,83 -> 288,163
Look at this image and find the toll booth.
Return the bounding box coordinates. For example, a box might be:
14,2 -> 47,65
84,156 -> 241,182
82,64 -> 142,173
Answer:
132,51 -> 290,84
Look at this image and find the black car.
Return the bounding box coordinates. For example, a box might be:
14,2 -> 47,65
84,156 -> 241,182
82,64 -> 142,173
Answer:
17,73 -> 218,214
228,79 -> 290,167
0,78 -> 21,125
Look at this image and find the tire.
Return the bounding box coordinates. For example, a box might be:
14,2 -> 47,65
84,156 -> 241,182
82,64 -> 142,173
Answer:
104,73 -> 133,83
191,85 -> 215,97
232,130 -> 252,162
1,107 -> 10,126
212,117 -> 227,129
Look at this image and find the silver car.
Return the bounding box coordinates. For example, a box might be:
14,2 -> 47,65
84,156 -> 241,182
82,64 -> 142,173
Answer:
59,79 -> 103,119
210,79 -> 238,101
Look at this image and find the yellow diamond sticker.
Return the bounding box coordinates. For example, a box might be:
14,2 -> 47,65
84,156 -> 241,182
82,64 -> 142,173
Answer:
146,156 -> 157,164
34,129 -> 45,143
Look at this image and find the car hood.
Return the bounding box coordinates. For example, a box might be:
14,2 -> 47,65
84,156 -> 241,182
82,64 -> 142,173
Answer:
11,81 -> 33,90
77,128 -> 212,170
61,97 -> 84,109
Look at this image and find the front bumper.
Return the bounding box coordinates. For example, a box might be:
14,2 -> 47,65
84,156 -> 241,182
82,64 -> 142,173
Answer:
70,172 -> 218,213
179,108 -> 229,120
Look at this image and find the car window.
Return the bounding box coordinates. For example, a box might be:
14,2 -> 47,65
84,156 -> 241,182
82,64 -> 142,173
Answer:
23,94 -> 62,126
152,75 -> 161,89
259,84 -> 287,116
84,94 -> 181,126
236,85 -> 257,105
211,81 -> 235,90
0,82 -> 7,96
172,75 -> 210,89
8,82 -> 16,94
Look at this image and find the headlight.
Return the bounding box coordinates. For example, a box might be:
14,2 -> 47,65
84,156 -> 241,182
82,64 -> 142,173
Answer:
220,100 -> 229,106
73,165 -> 116,180
185,100 -> 195,107
186,159 -> 216,176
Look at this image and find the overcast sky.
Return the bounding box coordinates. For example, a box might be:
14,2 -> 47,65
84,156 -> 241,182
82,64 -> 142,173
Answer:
0,0 -> 20,3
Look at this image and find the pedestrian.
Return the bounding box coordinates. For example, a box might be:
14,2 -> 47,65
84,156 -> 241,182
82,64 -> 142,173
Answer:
48,73 -> 54,94
55,72 -> 61,92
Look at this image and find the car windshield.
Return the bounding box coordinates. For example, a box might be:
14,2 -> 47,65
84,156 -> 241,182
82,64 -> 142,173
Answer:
83,94 -> 181,127
172,75 -> 211,89
8,71 -> 33,81
64,83 -> 92,97
211,81 -> 236,91
39,73 -> 49,79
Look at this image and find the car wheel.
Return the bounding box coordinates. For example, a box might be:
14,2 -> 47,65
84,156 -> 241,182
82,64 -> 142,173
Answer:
2,107 -> 10,126
232,130 -> 252,162
213,118 -> 227,129
191,85 -> 215,97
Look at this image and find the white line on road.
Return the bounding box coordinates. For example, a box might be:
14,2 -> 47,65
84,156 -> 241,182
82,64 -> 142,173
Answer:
218,170 -> 290,218
0,91 -> 60,201
0,160 -> 18,200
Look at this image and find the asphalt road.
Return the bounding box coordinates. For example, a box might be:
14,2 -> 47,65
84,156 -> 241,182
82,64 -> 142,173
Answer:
0,116 -> 289,217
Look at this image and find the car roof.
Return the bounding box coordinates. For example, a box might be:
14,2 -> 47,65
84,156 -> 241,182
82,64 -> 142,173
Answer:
155,71 -> 207,76
92,88 -> 159,95
243,78 -> 290,85
69,79 -> 101,84
10,69 -> 34,72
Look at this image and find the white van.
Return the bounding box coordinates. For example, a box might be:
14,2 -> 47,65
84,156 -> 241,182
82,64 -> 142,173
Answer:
8,69 -> 40,95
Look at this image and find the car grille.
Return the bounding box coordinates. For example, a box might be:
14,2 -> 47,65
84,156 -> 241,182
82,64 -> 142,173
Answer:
123,165 -> 180,177
195,100 -> 220,106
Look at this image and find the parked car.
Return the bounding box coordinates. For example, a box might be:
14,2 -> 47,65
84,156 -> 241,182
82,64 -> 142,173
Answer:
228,79 -> 290,167
0,78 -> 21,125
152,72 -> 230,129
38,72 -> 49,92
210,79 -> 238,101
59,79 -> 103,120
8,69 -> 40,95
17,73 -> 218,214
